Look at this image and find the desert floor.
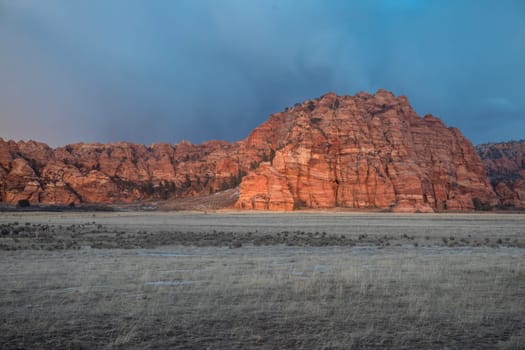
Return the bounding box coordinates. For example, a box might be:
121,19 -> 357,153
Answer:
0,212 -> 524,349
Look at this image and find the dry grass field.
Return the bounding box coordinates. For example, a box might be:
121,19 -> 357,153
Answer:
0,212 -> 524,349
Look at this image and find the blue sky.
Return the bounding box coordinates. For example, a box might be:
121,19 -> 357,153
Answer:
0,0 -> 524,146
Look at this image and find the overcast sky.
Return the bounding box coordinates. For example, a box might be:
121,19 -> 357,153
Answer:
1,0 -> 524,146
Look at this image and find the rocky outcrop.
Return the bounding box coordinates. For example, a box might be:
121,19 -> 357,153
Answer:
476,141 -> 525,208
237,163 -> 294,211
0,139 -> 252,205
1,90 -> 498,212
236,91 -> 496,212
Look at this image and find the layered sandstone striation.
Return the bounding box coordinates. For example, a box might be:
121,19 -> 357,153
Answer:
0,139 -> 252,205
236,90 -> 496,212
1,90 -> 499,212
476,141 -> 525,208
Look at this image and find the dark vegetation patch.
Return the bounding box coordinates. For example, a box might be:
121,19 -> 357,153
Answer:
0,222 -> 523,251
0,204 -> 116,213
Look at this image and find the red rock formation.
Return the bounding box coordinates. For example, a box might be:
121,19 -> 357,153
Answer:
0,138 -> 249,205
2,158 -> 43,204
476,141 -> 525,208
237,163 -> 294,211
0,90 -> 499,212
236,91 -> 496,212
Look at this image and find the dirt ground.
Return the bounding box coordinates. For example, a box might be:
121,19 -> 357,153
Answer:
0,212 -> 524,349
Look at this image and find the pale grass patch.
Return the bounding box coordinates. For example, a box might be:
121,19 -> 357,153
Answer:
0,244 -> 524,349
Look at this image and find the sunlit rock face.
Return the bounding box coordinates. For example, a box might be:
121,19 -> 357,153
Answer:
476,140 -> 525,208
237,90 -> 496,212
1,90 -> 498,212
0,138 -> 249,205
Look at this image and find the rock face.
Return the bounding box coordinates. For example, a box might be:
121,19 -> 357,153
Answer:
0,90 -> 498,212
0,139 -> 250,205
237,163 -> 294,211
476,141 -> 525,208
236,90 -> 496,212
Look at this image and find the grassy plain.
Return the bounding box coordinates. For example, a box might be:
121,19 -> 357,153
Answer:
0,212 -> 524,349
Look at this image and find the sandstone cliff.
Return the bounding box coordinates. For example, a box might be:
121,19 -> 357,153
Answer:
0,139 -> 251,205
236,90 -> 496,212
0,90 -> 498,212
476,140 -> 525,208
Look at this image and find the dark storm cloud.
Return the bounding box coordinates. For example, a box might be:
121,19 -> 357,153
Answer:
0,0 -> 524,146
